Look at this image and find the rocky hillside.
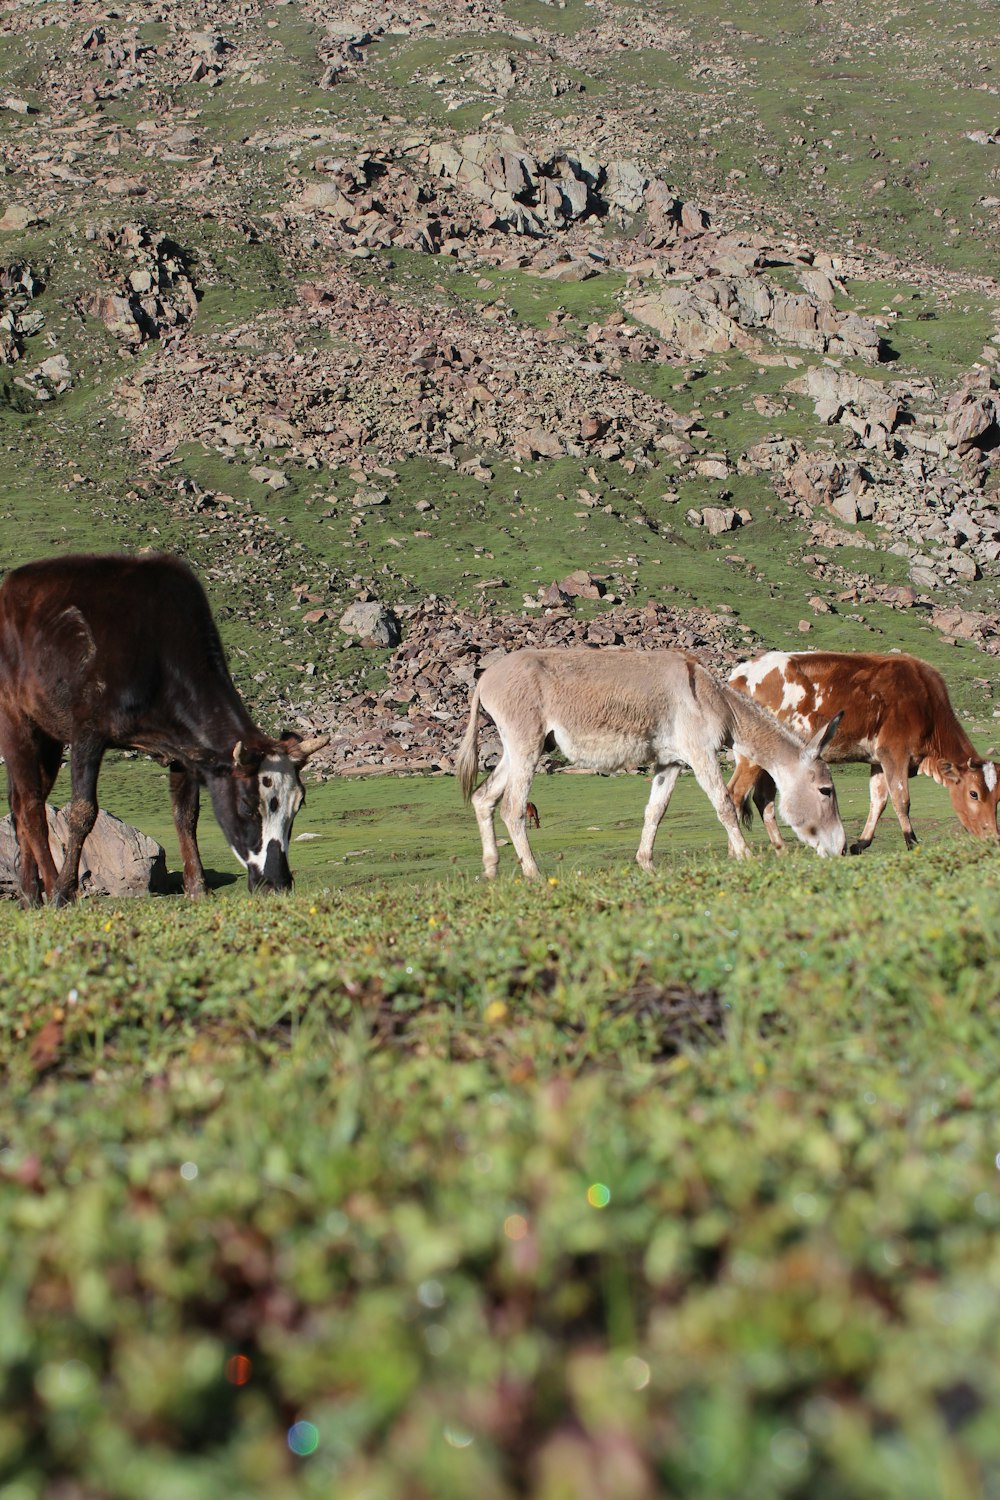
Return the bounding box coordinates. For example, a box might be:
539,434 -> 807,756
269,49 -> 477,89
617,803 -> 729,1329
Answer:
1,0 -> 999,766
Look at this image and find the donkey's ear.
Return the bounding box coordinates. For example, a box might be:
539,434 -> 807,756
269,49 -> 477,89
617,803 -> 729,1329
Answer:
807,711 -> 843,759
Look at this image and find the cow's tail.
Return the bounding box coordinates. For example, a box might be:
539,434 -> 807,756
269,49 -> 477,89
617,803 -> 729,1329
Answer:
455,682 -> 483,803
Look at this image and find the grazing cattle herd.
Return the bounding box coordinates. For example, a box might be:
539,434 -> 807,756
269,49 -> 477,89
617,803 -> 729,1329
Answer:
0,551 -> 996,900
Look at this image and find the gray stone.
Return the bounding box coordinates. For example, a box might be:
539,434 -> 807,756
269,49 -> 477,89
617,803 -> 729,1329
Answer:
0,806 -> 169,899
830,494 -> 859,524
701,506 -> 739,535
338,601 -> 402,646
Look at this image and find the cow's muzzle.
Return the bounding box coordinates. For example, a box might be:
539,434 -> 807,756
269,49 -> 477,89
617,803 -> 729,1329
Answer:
248,839 -> 293,893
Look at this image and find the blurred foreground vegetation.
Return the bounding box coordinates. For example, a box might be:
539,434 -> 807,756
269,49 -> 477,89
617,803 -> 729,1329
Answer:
1,807 -> 998,1499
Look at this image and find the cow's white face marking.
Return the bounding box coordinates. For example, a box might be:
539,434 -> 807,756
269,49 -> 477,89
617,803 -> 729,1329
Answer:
227,753 -> 304,878
985,762 -> 998,793
253,753 -> 303,869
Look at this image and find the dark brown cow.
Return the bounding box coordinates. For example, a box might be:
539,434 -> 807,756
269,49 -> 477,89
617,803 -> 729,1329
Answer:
728,650 -> 1000,854
0,553 -> 328,905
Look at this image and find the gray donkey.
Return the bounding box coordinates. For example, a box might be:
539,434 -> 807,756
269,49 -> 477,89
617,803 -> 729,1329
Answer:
456,647 -> 845,878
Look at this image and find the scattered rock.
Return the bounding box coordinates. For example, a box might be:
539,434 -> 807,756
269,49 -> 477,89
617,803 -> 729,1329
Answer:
0,807 -> 169,899
338,601 -> 402,647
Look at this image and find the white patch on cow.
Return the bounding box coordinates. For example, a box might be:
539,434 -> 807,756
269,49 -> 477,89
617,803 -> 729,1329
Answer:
985,762 -> 998,793
732,653 -> 822,734
729,651 -> 789,693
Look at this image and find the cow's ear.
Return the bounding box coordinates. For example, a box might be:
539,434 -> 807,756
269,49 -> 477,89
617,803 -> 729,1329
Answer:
807,710 -> 842,758
938,759 -> 960,784
232,740 -> 260,771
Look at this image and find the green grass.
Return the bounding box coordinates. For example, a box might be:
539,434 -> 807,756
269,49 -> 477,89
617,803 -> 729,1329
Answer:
1,7 -> 1000,1495
1,814 -> 999,1497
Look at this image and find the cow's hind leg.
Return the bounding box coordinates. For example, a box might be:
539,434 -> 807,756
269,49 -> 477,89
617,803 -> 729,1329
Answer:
636,765 -> 681,871
849,766 -> 890,854
51,737 -> 104,905
170,766 -> 208,897
877,753 -> 918,850
689,746 -> 752,859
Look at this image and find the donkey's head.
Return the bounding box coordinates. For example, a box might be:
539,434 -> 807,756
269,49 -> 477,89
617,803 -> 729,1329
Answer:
775,713 -> 846,858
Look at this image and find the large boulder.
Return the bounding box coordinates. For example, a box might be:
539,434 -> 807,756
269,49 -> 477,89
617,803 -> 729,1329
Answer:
338,600 -> 402,647
0,805 -> 169,898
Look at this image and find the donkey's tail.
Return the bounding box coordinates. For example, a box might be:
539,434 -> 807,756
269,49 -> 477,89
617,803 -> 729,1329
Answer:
455,682 -> 483,803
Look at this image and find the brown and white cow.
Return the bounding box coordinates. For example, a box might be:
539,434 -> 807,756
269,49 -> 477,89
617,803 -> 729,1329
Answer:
728,650 -> 1000,854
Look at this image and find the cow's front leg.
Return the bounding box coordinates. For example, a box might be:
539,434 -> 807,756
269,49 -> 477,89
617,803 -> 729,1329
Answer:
878,753 -> 917,849
850,767 -> 890,854
753,770 -> 783,853
170,767 -> 208,897
0,721 -> 63,904
636,765 -> 680,871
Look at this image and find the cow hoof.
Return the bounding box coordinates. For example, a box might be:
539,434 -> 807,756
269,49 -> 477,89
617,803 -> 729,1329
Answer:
848,840 -> 870,856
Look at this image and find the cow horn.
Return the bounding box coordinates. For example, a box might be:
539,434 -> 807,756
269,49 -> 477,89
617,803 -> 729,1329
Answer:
232,740 -> 257,769
284,732 -> 330,765
298,734 -> 330,759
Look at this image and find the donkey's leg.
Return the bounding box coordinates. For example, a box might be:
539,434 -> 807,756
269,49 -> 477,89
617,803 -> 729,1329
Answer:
51,737 -> 104,906
849,766 -> 889,854
471,751 -> 509,879
636,765 -> 681,871
170,766 -> 208,897
689,747 -> 752,859
499,746 -> 543,880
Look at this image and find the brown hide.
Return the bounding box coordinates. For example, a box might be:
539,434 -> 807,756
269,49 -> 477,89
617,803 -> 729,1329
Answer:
729,651 -> 999,848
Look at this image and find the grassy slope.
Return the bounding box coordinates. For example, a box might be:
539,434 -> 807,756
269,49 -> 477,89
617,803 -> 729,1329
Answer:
1,5 -> 1000,1496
